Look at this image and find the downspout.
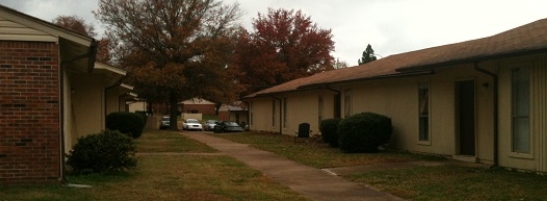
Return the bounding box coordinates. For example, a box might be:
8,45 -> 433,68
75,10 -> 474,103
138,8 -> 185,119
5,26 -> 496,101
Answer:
326,85 -> 341,119
59,40 -> 98,183
474,62 -> 499,167
271,96 -> 282,134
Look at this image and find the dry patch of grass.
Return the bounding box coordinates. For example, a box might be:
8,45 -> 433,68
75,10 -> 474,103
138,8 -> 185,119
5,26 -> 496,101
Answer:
213,132 -> 444,168
0,155 -> 310,201
135,129 -> 216,153
345,165 -> 547,201
0,130 -> 310,201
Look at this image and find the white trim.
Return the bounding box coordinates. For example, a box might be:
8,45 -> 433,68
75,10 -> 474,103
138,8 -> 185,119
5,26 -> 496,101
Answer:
94,62 -> 127,76
120,83 -> 134,90
0,5 -> 93,46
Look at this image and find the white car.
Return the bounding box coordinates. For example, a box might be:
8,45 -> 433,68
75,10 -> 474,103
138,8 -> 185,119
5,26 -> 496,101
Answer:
204,120 -> 218,131
182,119 -> 203,131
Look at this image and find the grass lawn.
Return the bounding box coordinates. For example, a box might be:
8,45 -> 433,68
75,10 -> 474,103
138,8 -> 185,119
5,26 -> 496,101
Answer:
345,165 -> 547,201
213,132 -> 547,201
135,129 -> 216,153
0,130 -> 310,201
213,132 -> 444,168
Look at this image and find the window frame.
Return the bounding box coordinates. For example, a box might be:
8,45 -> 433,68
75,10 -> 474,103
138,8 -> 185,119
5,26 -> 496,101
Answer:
318,95 -> 323,126
272,99 -> 276,127
283,97 -> 287,128
511,67 -> 531,154
344,89 -> 352,118
418,82 -> 431,144
249,102 -> 253,126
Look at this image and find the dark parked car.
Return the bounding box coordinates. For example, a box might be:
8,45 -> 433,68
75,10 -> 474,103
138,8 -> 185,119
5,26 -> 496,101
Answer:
213,121 -> 244,133
159,116 -> 170,129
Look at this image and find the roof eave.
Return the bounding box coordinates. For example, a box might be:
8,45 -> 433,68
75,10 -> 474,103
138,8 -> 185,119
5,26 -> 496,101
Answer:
397,47 -> 547,73
297,70 -> 435,90
0,4 -> 94,47
94,62 -> 127,87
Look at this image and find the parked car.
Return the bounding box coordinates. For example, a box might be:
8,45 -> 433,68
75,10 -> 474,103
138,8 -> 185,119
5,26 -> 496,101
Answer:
182,119 -> 203,131
213,121 -> 244,133
159,116 -> 170,129
204,120 -> 218,131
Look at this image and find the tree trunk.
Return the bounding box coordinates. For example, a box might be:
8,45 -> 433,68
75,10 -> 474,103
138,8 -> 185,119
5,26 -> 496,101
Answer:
215,103 -> 221,115
169,93 -> 179,130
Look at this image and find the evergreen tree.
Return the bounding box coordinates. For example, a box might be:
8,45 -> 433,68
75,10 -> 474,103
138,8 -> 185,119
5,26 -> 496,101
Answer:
358,44 -> 377,65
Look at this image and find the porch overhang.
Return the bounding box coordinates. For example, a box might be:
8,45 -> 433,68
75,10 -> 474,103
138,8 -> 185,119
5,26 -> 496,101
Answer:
93,62 -> 127,87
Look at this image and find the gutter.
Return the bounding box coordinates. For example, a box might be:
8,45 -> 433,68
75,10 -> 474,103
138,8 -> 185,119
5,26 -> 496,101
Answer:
59,40 -> 98,73
271,96 -> 282,134
474,62 -> 499,167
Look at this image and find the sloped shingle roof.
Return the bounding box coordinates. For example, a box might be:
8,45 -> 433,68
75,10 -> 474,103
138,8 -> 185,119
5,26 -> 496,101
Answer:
245,18 -> 547,98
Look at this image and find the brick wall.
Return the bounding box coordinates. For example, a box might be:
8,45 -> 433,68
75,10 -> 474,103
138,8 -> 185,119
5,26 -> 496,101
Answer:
182,104 -> 216,115
0,41 -> 61,184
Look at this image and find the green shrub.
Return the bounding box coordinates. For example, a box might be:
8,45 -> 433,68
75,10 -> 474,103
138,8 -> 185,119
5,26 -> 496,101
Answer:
67,130 -> 137,174
106,112 -> 145,138
338,112 -> 392,153
320,118 -> 341,147
134,111 -> 148,124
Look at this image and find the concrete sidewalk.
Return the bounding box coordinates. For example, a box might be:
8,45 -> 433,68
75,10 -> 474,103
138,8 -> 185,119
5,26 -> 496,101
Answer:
181,132 -> 406,201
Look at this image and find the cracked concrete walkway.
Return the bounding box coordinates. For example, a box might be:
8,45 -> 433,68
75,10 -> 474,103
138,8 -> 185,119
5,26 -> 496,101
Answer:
181,131 -> 405,201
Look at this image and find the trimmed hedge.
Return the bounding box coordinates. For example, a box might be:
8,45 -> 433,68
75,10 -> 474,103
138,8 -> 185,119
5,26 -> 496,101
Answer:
320,118 -> 341,147
67,130 -> 137,174
338,112 -> 392,153
134,111 -> 148,124
106,112 -> 145,139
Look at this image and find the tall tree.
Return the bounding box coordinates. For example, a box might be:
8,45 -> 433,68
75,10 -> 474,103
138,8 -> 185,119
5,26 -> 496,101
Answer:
358,44 -> 377,65
52,15 -> 97,38
52,15 -> 112,64
95,0 -> 242,130
95,35 -> 112,64
232,8 -> 335,95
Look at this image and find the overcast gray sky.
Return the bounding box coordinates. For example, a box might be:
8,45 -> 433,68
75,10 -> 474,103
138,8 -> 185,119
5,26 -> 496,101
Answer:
2,0 -> 546,66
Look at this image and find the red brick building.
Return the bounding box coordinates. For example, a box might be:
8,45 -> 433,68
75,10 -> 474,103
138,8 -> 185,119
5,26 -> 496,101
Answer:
179,98 -> 216,115
0,5 -> 129,185
218,102 -> 248,125
0,41 -> 61,184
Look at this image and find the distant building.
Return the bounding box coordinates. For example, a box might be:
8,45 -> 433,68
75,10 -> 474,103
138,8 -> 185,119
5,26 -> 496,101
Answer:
179,98 -> 216,115
219,101 -> 248,125
244,18 -> 547,173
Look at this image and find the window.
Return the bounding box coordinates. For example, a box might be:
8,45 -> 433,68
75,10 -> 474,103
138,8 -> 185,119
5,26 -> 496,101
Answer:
512,68 -> 530,153
418,82 -> 429,141
249,102 -> 253,125
334,94 -> 341,118
318,95 -> 323,126
283,97 -> 287,128
272,100 -> 276,126
344,89 -> 352,118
